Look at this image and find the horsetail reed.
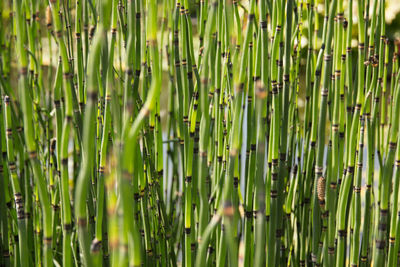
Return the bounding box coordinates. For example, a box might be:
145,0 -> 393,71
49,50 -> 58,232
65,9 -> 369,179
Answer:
1,0 -> 400,266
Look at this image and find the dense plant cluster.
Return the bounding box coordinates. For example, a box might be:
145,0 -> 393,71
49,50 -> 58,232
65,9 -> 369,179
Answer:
0,0 -> 400,266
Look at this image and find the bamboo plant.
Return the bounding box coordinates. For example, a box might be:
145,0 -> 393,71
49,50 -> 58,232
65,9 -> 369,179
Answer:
0,0 -> 400,266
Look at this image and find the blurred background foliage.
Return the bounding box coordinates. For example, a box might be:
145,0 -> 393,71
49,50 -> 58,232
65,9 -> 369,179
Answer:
2,0 -> 400,68
1,0 -> 400,121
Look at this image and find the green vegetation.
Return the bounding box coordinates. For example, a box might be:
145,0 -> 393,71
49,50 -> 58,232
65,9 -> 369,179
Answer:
0,0 -> 400,266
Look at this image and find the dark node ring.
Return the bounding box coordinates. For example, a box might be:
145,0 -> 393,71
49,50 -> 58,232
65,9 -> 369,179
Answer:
43,237 -> 53,245
237,82 -> 244,91
91,239 -> 102,252
233,177 -> 238,187
64,223 -> 72,231
245,211 -> 252,218
261,21 -> 267,29
347,166 -> 354,174
276,229 -> 283,238
8,161 -> 16,171
99,166 -> 105,173
380,209 -> 388,215
28,150 -> 37,159
375,240 -> 385,250
20,67 -> 28,75
389,142 -> 397,150
87,91 -> 98,100
61,158 -> 68,165
311,253 -> 317,262
14,192 -> 22,201
78,218 -> 87,227
292,165 -> 298,174
323,54 -> 332,61
284,74 -> 290,82
55,29 -> 64,38
17,210 -> 25,220
315,165 -> 323,173
321,211 -> 328,219
338,230 -> 347,237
